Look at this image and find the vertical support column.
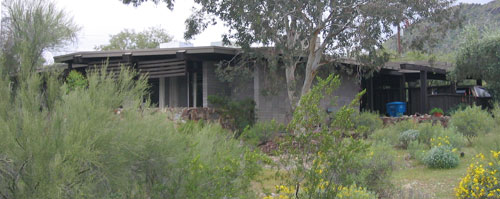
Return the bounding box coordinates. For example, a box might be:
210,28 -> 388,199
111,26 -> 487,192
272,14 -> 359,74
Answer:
420,71 -> 428,114
254,65 -> 260,109
477,79 -> 483,86
169,77 -> 178,107
400,75 -> 406,102
367,77 -> 374,111
192,72 -> 197,107
202,62 -> 208,107
187,73 -> 190,107
159,77 -> 165,109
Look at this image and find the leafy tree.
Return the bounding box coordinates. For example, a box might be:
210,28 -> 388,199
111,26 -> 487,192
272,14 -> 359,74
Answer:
454,28 -> 500,100
124,0 -> 458,112
0,0 -> 79,75
95,27 -> 173,50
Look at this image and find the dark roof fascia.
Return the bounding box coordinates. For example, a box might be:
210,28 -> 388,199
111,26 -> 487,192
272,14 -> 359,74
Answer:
54,46 -> 241,63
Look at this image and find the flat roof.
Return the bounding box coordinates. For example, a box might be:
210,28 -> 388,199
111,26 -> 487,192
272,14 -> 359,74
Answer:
54,46 -> 240,63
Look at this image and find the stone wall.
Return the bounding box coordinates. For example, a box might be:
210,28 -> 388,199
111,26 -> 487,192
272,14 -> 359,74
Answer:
381,115 -> 450,127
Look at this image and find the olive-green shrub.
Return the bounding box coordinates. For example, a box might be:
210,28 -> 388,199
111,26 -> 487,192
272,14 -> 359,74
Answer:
423,146 -> 459,169
0,67 -> 263,198
450,105 -> 494,145
354,111 -> 383,137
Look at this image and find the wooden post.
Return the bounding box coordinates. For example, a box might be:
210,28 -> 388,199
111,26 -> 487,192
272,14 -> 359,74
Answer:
192,72 -> 197,107
367,77 -> 374,111
400,75 -> 406,102
159,77 -> 165,109
420,71 -> 428,114
477,79 -> 483,86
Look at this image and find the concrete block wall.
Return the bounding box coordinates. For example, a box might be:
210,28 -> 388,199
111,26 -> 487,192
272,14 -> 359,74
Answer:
203,61 -> 231,107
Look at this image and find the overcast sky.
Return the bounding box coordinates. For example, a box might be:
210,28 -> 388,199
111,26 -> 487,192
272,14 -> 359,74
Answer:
49,0 -> 494,58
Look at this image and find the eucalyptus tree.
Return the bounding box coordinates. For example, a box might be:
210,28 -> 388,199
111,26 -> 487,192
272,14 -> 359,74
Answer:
124,0 -> 458,111
1,0 -> 79,75
95,27 -> 173,50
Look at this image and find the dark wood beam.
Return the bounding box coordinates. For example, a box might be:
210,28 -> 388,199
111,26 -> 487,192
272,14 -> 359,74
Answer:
400,75 -> 406,102
367,77 -> 374,111
400,63 -> 447,74
380,69 -> 403,76
420,70 -> 428,114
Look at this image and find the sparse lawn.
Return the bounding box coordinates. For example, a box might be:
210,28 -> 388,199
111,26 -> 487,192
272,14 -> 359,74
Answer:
392,147 -> 477,199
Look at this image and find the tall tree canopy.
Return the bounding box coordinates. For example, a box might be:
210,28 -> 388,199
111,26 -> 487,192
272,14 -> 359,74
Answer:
454,28 -> 500,100
1,0 -> 80,75
95,27 -> 173,51
124,0 -> 458,111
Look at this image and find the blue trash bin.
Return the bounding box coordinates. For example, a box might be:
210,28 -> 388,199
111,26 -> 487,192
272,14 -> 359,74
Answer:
386,102 -> 406,117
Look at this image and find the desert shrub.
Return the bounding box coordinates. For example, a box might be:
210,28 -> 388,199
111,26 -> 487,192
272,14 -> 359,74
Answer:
447,103 -> 469,116
408,141 -> 428,161
272,75 -> 385,198
456,152 -> 500,198
399,129 -> 419,149
65,70 -> 87,91
450,105 -> 494,145
492,103 -> 500,127
354,111 -> 383,137
416,122 -> 442,146
208,95 -> 256,137
359,142 -> 396,197
423,145 -> 459,169
0,67 -> 263,198
474,133 -> 500,156
241,120 -> 285,146
370,120 -> 417,146
432,127 -> 466,149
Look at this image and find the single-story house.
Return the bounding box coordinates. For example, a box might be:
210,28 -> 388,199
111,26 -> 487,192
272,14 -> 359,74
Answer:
54,46 -> 487,123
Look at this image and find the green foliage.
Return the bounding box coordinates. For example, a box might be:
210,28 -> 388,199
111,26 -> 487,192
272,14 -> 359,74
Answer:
450,105 -> 494,145
416,122 -> 445,147
432,126 -> 466,149
423,146 -> 459,169
399,129 -> 420,149
454,27 -> 500,100
181,0 -> 456,112
1,0 -> 79,74
334,184 -> 378,199
446,103 -> 469,116
0,67 -> 263,198
207,95 -> 256,137
474,133 -> 500,157
353,111 -> 383,138
241,120 -> 284,147
429,107 -> 444,115
360,142 -> 396,197
65,70 -> 87,91
95,27 -> 173,50
492,103 -> 500,127
370,120 -> 417,146
273,74 -> 391,197
408,141 -> 428,161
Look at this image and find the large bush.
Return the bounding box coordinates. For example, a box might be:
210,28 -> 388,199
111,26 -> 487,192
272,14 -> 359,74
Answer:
399,129 -> 420,149
241,120 -> 284,147
270,75 -> 393,198
0,68 -> 263,198
450,105 -> 494,145
422,146 -> 459,169
208,95 -> 256,137
353,111 -> 383,138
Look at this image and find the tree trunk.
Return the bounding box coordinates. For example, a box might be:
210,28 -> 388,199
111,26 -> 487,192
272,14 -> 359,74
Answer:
285,65 -> 298,111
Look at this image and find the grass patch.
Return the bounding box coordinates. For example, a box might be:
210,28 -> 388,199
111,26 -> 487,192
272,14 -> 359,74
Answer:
392,147 -> 477,198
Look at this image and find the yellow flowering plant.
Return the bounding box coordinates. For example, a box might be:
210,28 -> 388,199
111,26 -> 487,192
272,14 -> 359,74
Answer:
456,151 -> 500,198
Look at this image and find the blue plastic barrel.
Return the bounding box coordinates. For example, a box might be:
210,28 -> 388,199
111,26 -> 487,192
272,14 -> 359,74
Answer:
386,102 -> 406,117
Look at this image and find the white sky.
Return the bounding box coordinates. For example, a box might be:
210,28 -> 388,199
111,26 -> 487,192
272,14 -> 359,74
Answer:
46,0 -> 493,60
